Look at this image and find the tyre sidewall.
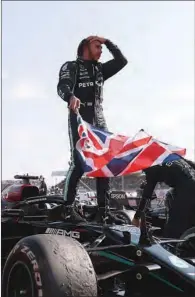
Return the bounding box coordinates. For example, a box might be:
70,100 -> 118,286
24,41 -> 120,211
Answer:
176,227 -> 195,257
2,234 -> 97,297
2,239 -> 44,297
180,227 -> 195,240
113,209 -> 135,224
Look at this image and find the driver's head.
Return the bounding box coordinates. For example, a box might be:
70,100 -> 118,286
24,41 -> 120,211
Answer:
77,37 -> 102,61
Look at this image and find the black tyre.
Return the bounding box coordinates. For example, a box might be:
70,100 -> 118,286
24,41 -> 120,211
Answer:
180,227 -> 195,240
176,227 -> 195,257
112,209 -> 136,224
2,234 -> 97,297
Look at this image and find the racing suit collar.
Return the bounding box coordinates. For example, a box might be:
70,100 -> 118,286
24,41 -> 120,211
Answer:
77,58 -> 98,65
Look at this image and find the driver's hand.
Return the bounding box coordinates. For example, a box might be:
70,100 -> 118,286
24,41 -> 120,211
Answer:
132,217 -> 141,228
69,96 -> 80,113
87,36 -> 106,44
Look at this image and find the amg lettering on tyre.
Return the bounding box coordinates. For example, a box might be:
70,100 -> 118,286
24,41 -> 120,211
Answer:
21,245 -> 43,297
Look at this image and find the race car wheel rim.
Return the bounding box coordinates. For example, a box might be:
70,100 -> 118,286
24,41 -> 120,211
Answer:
6,261 -> 34,297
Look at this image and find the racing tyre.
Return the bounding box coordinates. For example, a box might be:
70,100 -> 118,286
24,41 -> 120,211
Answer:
176,227 -> 195,257
112,209 -> 136,224
2,234 -> 97,297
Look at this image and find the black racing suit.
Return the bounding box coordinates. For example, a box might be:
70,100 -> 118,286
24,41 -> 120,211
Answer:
134,158 -> 195,238
57,39 -> 128,207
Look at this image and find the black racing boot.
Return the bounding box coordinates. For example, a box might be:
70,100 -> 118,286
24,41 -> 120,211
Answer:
93,207 -> 107,223
65,205 -> 87,223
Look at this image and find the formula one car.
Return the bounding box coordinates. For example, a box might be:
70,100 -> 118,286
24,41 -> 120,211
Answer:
1,174 -> 40,203
1,174 -> 56,211
2,189 -> 195,297
103,190 -> 166,236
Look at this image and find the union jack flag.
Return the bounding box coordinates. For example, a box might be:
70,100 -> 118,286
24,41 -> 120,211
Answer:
76,114 -> 186,178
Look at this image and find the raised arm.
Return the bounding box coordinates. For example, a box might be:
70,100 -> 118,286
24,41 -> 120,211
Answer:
102,39 -> 128,81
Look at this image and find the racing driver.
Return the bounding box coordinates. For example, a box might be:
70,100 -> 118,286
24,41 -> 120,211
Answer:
57,35 -> 128,222
132,158 -> 195,238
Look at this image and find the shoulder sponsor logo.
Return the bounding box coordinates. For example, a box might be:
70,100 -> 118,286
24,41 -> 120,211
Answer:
62,63 -> 68,71
45,228 -> 80,239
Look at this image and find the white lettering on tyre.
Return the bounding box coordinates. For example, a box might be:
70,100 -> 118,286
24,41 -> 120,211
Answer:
21,245 -> 43,297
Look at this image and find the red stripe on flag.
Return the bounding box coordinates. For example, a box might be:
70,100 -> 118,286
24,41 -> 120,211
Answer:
87,168 -> 107,178
109,138 -> 128,155
78,125 -> 85,137
120,136 -> 151,154
82,137 -> 129,170
121,142 -> 166,175
87,129 -> 102,150
83,151 -> 108,168
172,149 -> 186,156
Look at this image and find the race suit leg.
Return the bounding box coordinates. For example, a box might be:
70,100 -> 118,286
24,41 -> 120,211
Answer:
94,103 -> 110,208
96,177 -> 110,207
163,182 -> 195,238
63,111 -> 84,204
64,106 -> 110,207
